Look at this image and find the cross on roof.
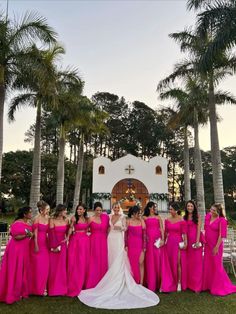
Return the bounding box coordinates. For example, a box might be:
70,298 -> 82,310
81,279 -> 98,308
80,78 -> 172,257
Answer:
125,165 -> 134,175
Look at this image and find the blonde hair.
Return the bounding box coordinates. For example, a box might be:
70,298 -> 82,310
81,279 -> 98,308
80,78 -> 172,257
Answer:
111,202 -> 124,215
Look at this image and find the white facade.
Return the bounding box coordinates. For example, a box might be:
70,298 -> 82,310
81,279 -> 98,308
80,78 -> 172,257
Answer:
92,154 -> 169,211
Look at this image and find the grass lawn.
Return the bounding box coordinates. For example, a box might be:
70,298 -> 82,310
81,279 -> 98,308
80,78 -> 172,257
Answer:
0,288 -> 236,314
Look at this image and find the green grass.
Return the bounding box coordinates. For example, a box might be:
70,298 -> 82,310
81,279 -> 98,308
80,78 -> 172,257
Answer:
0,288 -> 236,314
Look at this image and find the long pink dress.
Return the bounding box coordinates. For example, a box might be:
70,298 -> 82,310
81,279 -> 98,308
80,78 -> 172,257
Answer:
185,220 -> 203,292
29,223 -> 49,295
48,225 -> 68,296
165,219 -> 187,291
145,217 -> 175,292
67,221 -> 90,296
0,221 -> 32,304
126,224 -> 144,284
86,213 -> 109,288
202,213 -> 236,296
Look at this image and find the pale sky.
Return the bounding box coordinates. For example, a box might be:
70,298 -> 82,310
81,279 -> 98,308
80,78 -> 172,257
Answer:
2,0 -> 236,153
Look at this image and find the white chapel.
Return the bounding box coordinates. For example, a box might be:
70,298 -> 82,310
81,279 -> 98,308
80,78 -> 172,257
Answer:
92,154 -> 169,212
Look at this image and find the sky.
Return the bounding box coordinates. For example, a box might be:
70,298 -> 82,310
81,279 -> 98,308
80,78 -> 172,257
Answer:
1,0 -> 236,153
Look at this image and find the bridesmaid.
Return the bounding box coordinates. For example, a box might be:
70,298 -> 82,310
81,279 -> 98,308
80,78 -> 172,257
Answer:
86,201 -> 109,288
29,201 -> 50,296
165,202 -> 187,292
67,203 -> 90,297
143,201 -> 174,292
125,205 -> 146,285
48,204 -> 69,296
0,207 -> 33,304
202,203 -> 236,296
183,200 -> 203,293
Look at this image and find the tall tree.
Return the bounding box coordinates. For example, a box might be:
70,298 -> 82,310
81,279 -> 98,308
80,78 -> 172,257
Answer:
0,11 -> 57,183
8,44 -> 64,213
159,28 -> 236,211
53,72 -> 84,205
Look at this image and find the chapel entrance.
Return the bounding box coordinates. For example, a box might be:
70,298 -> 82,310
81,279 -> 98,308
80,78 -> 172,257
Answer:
111,178 -> 149,211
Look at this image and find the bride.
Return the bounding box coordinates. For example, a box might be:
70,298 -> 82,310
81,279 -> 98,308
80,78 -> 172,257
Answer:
78,203 -> 160,309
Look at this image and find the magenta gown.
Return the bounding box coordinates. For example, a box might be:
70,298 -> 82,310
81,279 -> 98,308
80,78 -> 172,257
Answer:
165,219 -> 187,291
126,225 -> 144,284
67,222 -> 90,296
185,220 -> 203,292
145,217 -> 175,292
29,223 -> 49,295
86,213 -> 109,288
48,225 -> 68,296
0,221 -> 32,304
202,213 -> 236,296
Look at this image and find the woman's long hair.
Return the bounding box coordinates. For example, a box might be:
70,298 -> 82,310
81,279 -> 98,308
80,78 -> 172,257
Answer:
93,201 -> 103,211
169,202 -> 181,215
111,202 -> 124,216
14,207 -> 32,221
53,204 -> 67,219
212,203 -> 225,218
128,205 -> 140,218
183,200 -> 198,225
143,201 -> 158,217
74,203 -> 88,224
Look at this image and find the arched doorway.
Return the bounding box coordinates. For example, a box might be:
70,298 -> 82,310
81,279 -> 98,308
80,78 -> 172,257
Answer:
111,178 -> 149,211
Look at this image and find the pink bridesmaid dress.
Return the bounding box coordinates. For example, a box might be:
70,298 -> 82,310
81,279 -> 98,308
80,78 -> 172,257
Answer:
48,225 -> 68,296
202,213 -> 236,295
86,213 -> 109,288
29,223 -> 49,295
67,222 -> 90,296
186,220 -> 203,292
145,217 -> 175,292
126,224 -> 144,284
165,219 -> 187,291
0,221 -> 32,304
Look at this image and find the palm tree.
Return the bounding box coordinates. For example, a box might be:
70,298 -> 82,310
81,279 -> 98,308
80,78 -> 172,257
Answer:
0,11 -> 57,182
53,72 -> 84,205
72,99 -> 109,210
8,45 -> 64,213
159,90 -> 192,202
159,28 -> 236,211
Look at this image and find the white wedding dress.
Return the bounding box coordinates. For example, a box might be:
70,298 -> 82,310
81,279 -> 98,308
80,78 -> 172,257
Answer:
78,215 -> 160,309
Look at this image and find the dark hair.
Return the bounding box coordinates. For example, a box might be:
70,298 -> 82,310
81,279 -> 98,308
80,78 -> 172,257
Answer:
183,200 -> 198,225
94,201 -> 103,211
53,204 -> 67,219
15,207 -> 32,221
143,201 -> 158,217
75,203 -> 88,224
37,200 -> 49,214
169,202 -> 181,215
128,205 -> 140,218
212,203 -> 225,218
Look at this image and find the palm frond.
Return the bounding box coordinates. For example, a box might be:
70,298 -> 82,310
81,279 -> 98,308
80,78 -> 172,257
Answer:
8,92 -> 35,121
10,11 -> 57,49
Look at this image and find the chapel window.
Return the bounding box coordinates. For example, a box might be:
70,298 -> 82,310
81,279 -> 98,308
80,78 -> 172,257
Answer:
155,166 -> 162,175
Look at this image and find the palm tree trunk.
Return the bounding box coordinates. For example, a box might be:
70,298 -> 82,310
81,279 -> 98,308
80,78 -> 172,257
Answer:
193,109 -> 205,224
29,102 -> 42,215
183,127 -> 191,201
56,124 -> 65,205
73,133 -> 84,211
0,77 -> 5,183
208,77 -> 225,213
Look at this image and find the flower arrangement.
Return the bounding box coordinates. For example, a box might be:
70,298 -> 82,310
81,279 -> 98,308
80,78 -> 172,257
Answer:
149,193 -> 169,201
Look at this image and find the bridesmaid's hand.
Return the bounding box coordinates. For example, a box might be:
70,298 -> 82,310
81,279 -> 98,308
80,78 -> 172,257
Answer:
213,246 -> 219,255
159,239 -> 164,247
34,244 -> 39,253
125,246 -> 128,252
